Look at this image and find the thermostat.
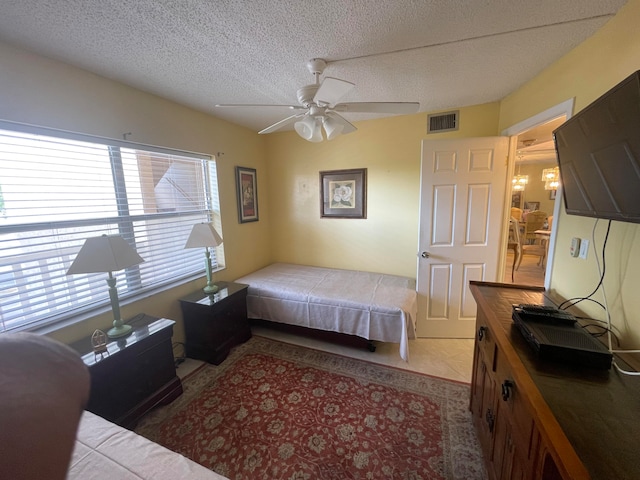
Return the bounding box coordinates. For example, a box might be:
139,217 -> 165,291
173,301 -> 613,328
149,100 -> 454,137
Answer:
570,237 -> 581,257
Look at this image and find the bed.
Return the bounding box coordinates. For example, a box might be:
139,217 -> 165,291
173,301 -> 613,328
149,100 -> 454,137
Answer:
69,411 -> 228,480
0,332 -> 228,480
234,263 -> 418,361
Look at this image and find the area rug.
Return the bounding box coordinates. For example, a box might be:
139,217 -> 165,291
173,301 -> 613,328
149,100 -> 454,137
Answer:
135,337 -> 486,480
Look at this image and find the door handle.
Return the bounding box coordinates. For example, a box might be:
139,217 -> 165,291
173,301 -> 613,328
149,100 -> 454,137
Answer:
420,251 -> 430,258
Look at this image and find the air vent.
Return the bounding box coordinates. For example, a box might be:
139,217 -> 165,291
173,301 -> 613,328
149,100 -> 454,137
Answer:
427,111 -> 459,133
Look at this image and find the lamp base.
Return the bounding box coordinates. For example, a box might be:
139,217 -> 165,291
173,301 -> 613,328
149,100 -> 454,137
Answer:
203,283 -> 219,294
107,323 -> 132,339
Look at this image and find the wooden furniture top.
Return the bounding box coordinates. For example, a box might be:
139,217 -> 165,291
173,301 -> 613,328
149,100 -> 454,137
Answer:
470,281 -> 640,480
179,281 -> 248,307
71,314 -> 175,367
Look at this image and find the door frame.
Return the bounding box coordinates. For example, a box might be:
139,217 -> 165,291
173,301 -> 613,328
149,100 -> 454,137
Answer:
500,98 -> 575,289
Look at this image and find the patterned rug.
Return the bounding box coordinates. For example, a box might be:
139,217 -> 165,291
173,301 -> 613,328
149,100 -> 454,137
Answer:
135,337 -> 486,480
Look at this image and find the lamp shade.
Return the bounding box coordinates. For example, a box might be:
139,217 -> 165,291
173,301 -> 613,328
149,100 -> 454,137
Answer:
184,223 -> 223,248
67,234 -> 144,274
323,116 -> 344,140
294,116 -> 322,142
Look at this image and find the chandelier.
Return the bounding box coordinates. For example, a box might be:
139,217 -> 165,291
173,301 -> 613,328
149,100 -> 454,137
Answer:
512,153 -> 528,191
512,175 -> 529,191
541,167 -> 560,190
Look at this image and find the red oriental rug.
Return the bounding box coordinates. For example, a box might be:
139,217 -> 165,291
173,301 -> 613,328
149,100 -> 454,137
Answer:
135,337 -> 486,480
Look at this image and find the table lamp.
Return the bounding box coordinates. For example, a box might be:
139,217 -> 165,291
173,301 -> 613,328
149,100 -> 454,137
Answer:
184,223 -> 223,294
67,234 -> 145,338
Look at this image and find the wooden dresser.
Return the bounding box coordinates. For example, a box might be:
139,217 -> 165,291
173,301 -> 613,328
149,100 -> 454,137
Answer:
469,281 -> 640,480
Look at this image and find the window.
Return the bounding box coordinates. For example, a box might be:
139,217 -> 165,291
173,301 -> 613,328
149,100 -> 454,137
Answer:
0,122 -> 223,333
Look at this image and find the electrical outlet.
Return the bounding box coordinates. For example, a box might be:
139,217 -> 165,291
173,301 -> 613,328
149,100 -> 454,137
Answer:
579,239 -> 589,259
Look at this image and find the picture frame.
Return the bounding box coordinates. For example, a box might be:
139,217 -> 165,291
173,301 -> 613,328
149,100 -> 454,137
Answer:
320,168 -> 367,219
511,192 -> 522,208
235,166 -> 259,223
524,201 -> 540,211
549,189 -> 557,200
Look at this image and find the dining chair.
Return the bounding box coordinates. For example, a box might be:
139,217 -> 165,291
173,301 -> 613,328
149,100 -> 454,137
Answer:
516,216 -> 548,271
523,210 -> 547,244
507,217 -> 521,282
510,207 -> 523,222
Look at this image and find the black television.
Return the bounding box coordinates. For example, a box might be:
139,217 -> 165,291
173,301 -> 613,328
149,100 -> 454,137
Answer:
553,70 -> 640,224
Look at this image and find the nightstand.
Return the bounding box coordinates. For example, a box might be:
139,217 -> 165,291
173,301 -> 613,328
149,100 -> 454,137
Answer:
179,281 -> 251,365
70,314 -> 182,429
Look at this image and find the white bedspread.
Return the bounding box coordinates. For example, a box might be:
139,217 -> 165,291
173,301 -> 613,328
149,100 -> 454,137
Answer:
235,263 -> 417,361
68,411 -> 227,479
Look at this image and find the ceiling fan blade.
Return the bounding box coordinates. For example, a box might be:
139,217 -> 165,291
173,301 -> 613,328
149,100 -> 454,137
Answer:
333,102 -> 420,114
215,103 -> 305,110
313,77 -> 355,106
324,112 -> 357,139
258,113 -> 307,134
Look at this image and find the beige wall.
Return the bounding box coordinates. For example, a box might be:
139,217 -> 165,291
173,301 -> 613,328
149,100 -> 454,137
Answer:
0,42 -> 271,345
499,0 -> 640,347
264,103 -> 501,278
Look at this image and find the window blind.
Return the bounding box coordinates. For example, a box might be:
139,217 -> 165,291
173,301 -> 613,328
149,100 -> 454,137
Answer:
0,122 -> 222,333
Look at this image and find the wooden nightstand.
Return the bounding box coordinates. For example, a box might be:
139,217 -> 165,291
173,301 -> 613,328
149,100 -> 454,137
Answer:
179,281 -> 251,365
71,314 -> 182,429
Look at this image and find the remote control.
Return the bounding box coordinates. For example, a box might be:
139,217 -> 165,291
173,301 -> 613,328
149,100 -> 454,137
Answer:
513,304 -> 577,325
515,304 -> 559,313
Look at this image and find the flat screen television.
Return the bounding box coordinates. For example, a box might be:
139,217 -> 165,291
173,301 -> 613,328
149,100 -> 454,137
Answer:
553,70 -> 640,224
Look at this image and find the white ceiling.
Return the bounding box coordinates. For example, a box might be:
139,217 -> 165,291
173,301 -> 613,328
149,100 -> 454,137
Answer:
0,1 -> 627,133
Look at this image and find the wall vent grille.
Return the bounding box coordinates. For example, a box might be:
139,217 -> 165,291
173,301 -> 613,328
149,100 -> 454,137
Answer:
427,111 -> 459,133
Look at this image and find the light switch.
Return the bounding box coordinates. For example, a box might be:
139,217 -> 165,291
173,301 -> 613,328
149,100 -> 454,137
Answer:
579,239 -> 589,259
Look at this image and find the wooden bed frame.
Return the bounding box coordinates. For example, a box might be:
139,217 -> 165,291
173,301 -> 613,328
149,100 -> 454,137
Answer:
249,318 -> 377,352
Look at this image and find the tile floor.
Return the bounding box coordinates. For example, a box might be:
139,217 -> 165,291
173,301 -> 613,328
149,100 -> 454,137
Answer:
178,324 -> 476,384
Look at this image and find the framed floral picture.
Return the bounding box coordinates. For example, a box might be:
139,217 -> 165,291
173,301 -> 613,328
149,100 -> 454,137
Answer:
320,168 -> 367,218
235,166 -> 259,223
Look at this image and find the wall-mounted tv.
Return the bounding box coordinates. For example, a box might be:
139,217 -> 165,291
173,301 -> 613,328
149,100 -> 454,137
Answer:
553,71 -> 640,224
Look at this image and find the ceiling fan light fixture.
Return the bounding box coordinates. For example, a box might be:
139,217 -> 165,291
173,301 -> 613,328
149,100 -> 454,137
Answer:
323,116 -> 344,140
217,59 -> 419,141
294,116 -> 322,142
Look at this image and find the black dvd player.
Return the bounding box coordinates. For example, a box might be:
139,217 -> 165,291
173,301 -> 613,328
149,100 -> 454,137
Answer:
512,305 -> 612,370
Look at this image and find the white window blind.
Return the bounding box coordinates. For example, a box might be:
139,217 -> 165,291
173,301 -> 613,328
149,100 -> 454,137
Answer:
0,122 -> 223,333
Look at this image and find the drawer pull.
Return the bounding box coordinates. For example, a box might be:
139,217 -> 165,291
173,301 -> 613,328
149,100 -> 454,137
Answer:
501,380 -> 514,401
485,408 -> 495,432
478,326 -> 487,341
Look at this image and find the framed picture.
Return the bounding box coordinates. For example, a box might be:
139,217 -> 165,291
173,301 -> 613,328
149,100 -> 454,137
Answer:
235,166 -> 259,223
320,168 -> 367,219
524,201 -> 540,211
511,192 -> 522,208
549,189 -> 557,200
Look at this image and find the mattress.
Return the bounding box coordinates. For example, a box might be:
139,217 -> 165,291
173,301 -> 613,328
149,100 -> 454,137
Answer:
68,411 -> 227,480
235,263 -> 417,360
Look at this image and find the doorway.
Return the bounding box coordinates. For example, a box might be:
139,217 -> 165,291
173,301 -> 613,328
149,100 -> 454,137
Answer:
501,99 -> 574,288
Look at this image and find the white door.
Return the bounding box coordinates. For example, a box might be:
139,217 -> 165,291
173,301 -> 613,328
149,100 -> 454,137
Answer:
416,137 -> 508,337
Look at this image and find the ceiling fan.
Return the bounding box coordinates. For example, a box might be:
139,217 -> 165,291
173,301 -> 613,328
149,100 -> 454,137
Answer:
215,58 -> 420,142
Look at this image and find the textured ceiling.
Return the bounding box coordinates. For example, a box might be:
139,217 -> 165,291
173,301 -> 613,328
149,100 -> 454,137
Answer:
0,0 -> 627,133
